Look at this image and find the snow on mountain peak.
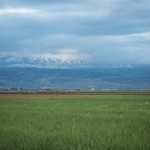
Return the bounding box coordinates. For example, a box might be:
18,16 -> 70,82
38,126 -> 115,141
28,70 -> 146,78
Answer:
0,53 -> 90,68
28,49 -> 90,64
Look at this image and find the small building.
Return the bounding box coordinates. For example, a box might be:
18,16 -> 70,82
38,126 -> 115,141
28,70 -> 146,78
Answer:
90,87 -> 96,91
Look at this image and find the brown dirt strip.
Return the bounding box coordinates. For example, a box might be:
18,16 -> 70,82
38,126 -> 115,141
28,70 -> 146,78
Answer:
0,92 -> 150,99
0,93 -> 87,99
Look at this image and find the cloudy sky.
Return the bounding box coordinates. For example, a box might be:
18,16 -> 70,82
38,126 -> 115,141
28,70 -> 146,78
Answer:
0,0 -> 150,65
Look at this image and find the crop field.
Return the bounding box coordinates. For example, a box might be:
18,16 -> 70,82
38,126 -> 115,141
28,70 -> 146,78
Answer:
0,93 -> 150,150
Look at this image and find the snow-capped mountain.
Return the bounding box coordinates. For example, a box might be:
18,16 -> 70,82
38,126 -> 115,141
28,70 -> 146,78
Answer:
0,55 -> 141,68
0,55 -> 89,68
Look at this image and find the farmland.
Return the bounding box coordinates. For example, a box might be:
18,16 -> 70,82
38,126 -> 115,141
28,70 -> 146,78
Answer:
0,93 -> 150,150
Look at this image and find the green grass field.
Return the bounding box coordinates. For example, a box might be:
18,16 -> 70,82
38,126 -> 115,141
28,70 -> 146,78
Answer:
0,95 -> 150,150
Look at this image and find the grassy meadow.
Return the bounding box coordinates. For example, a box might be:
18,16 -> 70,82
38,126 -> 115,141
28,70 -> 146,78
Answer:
0,95 -> 150,150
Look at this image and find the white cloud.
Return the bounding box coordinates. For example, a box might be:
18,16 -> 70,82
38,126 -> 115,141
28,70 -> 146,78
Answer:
125,32 -> 150,38
88,31 -> 150,42
0,7 -> 38,15
0,5 -> 111,21
58,49 -> 77,55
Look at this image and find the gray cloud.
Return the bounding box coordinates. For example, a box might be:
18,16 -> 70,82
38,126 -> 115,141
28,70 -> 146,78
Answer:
0,0 -> 150,64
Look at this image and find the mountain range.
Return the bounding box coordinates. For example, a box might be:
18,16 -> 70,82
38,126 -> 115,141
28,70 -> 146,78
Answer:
0,55 -> 88,68
0,55 -> 150,90
0,55 -> 137,68
0,66 -> 150,90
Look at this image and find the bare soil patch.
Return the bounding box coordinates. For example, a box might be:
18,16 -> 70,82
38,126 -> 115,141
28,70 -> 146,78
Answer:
0,92 -> 150,99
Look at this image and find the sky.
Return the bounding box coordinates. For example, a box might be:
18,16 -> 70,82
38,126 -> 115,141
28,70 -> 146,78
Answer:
0,0 -> 150,65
